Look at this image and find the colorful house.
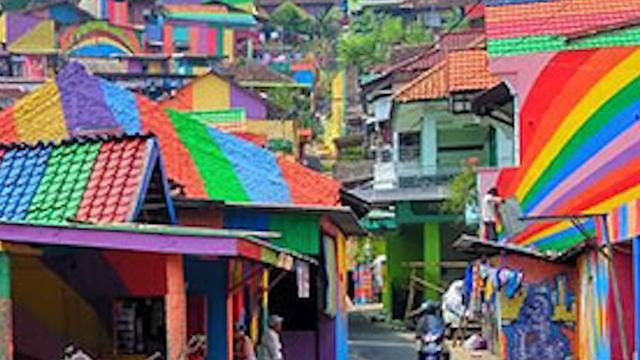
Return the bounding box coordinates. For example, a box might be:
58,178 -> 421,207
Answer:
161,70 -> 268,120
0,13 -> 58,78
145,2 -> 258,62
0,133 -> 315,359
0,62 -> 358,360
469,0 -> 640,359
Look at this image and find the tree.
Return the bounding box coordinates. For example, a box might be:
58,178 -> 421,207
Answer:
266,87 -> 313,129
308,6 -> 344,70
337,11 -> 434,70
404,19 -> 433,45
440,160 -> 477,217
269,1 -> 314,41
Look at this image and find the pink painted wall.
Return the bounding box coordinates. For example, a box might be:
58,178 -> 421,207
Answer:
610,250 -> 635,360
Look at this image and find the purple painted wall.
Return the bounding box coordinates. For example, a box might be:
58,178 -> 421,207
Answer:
230,83 -> 267,120
128,59 -> 144,74
282,331 -> 317,359
129,0 -> 155,25
6,14 -> 41,44
319,315 -> 337,360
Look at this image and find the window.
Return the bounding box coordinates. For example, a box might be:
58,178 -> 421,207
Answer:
399,132 -> 420,162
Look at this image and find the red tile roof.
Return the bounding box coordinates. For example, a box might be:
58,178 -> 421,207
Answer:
485,0 -> 640,40
403,31 -> 486,72
276,156 -> 341,206
375,29 -> 485,75
221,60 -> 296,84
75,137 -> 149,224
394,49 -> 500,102
0,135 -> 156,224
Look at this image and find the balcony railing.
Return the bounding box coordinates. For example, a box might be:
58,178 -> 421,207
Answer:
373,159 -> 460,191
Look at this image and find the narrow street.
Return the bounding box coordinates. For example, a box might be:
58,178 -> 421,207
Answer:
348,309 -> 416,360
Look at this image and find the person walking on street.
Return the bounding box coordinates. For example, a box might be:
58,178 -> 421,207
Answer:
234,323 -> 257,360
482,187 -> 503,241
261,315 -> 284,360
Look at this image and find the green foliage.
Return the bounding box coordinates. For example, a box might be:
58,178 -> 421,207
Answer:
353,237 -> 386,264
337,32 -> 383,68
338,10 -> 434,70
265,87 -> 313,128
441,162 -> 477,216
312,6 -> 344,40
269,1 -> 314,36
404,19 -> 433,45
339,146 -> 364,161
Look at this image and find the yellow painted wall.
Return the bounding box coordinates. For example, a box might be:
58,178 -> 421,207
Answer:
247,119 -> 298,156
0,15 -> 6,44
12,255 -> 111,356
192,74 -> 230,111
246,120 -> 295,141
148,61 -> 163,74
192,66 -> 210,76
9,20 -> 56,52
323,72 -> 345,158
223,29 -> 234,61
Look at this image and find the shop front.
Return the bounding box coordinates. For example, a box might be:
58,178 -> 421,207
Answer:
0,221 -> 312,360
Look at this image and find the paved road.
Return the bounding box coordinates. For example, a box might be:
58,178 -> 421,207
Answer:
348,311 -> 417,360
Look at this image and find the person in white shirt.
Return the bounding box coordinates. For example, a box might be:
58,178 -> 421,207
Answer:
261,315 -> 284,360
482,187 -> 503,241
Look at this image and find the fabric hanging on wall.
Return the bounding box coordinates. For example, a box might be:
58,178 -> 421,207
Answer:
24,55 -> 45,78
323,235 -> 337,317
296,260 -> 310,298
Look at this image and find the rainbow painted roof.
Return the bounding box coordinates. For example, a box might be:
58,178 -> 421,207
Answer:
0,135 -> 159,223
486,0 -> 640,56
0,63 -> 340,206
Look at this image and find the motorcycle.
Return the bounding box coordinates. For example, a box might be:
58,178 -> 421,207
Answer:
414,302 -> 450,360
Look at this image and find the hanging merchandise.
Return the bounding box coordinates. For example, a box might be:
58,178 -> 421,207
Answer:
296,261 -> 310,298
465,261 -> 524,304
498,268 -> 523,299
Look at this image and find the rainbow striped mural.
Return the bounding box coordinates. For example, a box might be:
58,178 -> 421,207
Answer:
59,20 -> 142,57
488,47 -> 640,252
578,251 -> 610,360
0,63 -> 340,206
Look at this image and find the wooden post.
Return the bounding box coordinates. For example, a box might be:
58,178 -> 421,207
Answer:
404,267 -> 416,321
601,214 -> 630,360
166,255 -> 187,360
